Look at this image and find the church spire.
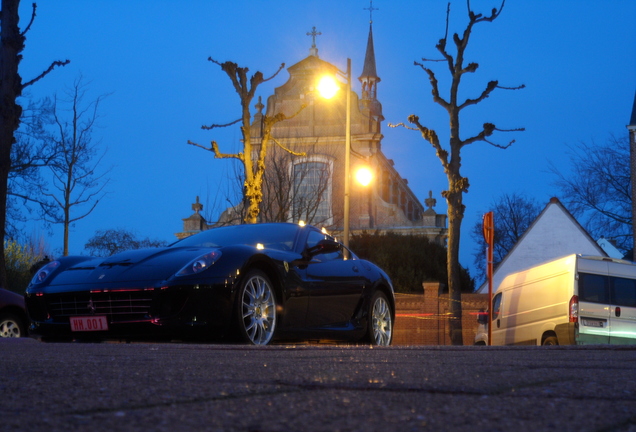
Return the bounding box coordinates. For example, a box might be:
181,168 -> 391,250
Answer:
360,0 -> 380,86
358,4 -> 383,125
360,23 -> 379,84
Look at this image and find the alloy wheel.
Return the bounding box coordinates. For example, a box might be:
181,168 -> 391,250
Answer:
0,317 -> 22,338
371,294 -> 392,346
240,273 -> 277,345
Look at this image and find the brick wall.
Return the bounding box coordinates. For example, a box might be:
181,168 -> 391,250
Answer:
392,282 -> 489,345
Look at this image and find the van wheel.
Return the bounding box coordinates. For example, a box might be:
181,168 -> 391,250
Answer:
542,335 -> 558,346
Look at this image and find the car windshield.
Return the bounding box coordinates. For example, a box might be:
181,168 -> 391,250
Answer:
171,223 -> 300,251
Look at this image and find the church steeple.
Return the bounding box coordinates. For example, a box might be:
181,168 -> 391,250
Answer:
359,23 -> 380,101
358,6 -> 383,128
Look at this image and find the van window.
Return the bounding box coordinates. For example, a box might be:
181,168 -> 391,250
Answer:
578,273 -> 609,303
492,293 -> 502,320
612,277 -> 636,307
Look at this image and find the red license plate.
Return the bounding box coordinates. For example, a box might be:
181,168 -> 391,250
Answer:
70,316 -> 109,332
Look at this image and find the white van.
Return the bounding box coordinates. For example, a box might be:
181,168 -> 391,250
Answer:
475,254 -> 636,346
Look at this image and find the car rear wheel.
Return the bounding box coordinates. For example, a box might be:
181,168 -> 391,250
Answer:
236,270 -> 277,345
367,291 -> 393,346
0,313 -> 25,338
542,335 -> 558,346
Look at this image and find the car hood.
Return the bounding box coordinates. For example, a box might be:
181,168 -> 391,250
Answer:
49,247 -> 218,286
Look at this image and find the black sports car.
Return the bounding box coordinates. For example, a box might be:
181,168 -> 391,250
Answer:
25,223 -> 394,345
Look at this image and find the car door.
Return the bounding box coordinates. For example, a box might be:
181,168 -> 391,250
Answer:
609,275 -> 636,345
302,231 -> 367,328
577,272 -> 610,344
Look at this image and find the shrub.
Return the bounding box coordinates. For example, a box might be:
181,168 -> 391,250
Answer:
5,239 -> 47,295
350,232 -> 474,293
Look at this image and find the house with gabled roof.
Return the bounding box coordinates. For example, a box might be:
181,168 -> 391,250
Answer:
476,197 -> 607,294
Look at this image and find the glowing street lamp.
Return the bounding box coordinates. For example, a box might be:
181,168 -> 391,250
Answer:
317,76 -> 339,100
355,166 -> 373,187
318,58 -> 352,248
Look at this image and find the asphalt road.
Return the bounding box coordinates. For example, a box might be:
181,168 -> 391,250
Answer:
1,338 -> 636,432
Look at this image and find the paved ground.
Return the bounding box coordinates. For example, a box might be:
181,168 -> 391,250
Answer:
1,338 -> 636,432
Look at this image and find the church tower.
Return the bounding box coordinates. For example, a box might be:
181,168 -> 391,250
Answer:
358,21 -> 384,134
358,22 -> 384,132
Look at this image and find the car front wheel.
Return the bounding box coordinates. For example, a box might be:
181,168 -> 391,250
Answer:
0,313 -> 25,338
367,291 -> 393,346
236,270 -> 277,345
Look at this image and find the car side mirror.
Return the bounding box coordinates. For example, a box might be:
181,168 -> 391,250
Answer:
305,239 -> 342,257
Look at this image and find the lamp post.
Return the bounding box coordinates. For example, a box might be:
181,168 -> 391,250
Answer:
343,58 -> 351,250
318,58 -> 352,248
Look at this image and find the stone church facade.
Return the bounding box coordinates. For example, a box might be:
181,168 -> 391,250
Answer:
177,23 -> 447,245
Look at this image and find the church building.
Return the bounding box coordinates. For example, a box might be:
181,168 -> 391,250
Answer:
177,20 -> 447,245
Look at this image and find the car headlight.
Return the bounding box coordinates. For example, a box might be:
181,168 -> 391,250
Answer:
176,250 -> 222,277
30,260 -> 61,285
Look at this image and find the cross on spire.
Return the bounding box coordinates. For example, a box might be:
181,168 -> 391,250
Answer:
306,26 -> 322,57
306,26 -> 321,48
192,196 -> 203,214
364,0 -> 379,24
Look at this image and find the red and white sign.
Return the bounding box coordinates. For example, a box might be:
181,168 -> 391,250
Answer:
69,316 -> 109,332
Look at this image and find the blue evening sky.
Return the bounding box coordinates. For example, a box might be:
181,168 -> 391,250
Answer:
16,0 -> 636,278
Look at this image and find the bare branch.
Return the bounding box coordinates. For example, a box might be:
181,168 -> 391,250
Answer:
438,2 -> 451,52
459,80 -> 498,109
20,3 -> 37,36
187,140 -> 243,161
407,115 -> 448,168
497,84 -> 526,90
201,117 -> 241,130
461,124 -> 524,148
461,122 -> 496,147
387,122 -> 419,131
270,138 -> 306,157
22,60 -> 71,89
495,126 -> 525,133
261,63 -> 286,83
426,69 -> 450,109
483,138 -> 514,149
467,0 -> 505,23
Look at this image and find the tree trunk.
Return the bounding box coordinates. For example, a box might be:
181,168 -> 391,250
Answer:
0,0 -> 25,288
445,179 -> 464,345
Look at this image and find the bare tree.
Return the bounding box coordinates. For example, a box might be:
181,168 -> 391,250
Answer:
551,134 -> 632,254
84,228 -> 167,257
188,59 -> 304,224
0,0 -> 69,286
470,192 -> 541,284
39,77 -> 110,256
390,1 -> 524,344
260,139 -> 335,226
8,97 -> 58,237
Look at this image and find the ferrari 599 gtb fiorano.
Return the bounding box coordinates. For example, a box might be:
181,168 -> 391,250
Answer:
25,223 -> 394,345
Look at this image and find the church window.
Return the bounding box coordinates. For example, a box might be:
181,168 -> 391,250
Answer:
290,156 -> 333,226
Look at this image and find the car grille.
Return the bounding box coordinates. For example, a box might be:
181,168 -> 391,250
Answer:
47,290 -> 154,322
